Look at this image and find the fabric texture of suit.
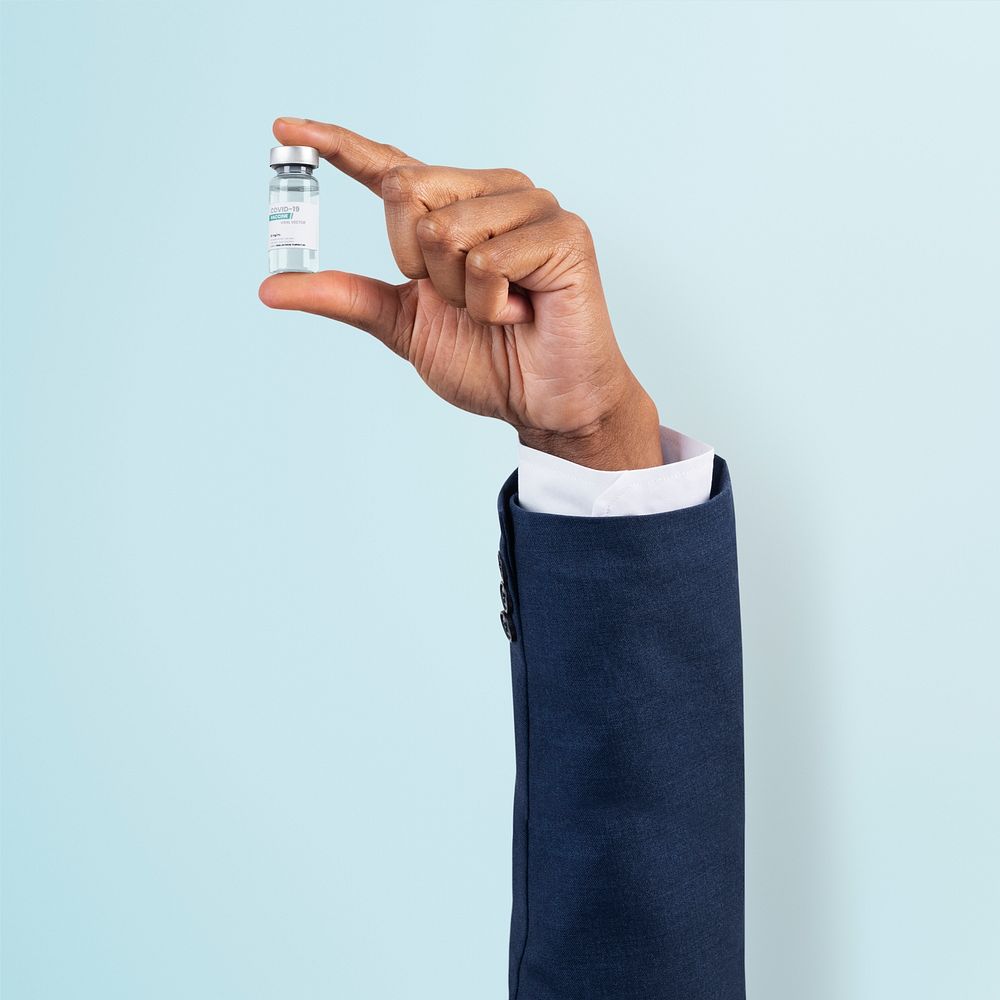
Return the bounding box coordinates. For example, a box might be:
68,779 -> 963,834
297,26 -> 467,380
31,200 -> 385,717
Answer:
496,454 -> 744,1000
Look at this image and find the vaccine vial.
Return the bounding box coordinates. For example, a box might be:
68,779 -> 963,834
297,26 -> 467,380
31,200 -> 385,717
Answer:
268,145 -> 320,274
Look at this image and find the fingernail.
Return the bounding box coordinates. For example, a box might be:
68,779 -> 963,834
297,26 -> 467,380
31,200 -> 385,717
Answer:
278,116 -> 309,124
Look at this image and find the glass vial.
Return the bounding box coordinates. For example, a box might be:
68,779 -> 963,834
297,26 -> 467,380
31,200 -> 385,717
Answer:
268,145 -> 320,274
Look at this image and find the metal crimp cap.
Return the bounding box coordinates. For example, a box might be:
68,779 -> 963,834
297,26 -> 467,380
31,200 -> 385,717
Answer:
270,145 -> 320,168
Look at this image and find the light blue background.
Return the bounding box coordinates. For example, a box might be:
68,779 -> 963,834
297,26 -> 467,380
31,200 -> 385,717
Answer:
2,2 -> 998,997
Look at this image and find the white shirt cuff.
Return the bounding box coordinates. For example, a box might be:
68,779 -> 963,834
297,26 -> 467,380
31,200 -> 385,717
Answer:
517,426 -> 714,517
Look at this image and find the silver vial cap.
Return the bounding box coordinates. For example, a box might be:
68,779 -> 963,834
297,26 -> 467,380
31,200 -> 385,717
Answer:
269,145 -> 320,168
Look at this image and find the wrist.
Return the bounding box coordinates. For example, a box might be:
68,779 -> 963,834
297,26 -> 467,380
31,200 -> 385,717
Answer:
517,384 -> 662,471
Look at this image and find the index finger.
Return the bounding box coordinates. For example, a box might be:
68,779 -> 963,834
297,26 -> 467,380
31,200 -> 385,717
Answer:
273,117 -> 422,197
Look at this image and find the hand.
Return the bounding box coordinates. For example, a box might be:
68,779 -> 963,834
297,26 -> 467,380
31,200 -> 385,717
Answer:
259,117 -> 663,471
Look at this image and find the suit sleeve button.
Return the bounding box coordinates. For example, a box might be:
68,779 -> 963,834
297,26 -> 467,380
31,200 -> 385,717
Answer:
500,610 -> 514,641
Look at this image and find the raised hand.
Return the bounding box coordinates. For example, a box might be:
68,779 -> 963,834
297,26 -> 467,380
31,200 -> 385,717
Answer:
259,117 -> 662,470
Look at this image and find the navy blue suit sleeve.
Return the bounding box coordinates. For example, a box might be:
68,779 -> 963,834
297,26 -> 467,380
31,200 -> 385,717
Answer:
496,455 -> 744,1000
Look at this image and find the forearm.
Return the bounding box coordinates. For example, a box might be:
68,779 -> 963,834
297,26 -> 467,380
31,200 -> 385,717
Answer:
497,458 -> 745,1000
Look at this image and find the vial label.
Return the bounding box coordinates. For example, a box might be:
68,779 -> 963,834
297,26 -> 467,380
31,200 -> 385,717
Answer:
268,202 -> 319,251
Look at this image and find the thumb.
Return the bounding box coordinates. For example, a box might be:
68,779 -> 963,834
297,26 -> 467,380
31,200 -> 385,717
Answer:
258,270 -> 406,352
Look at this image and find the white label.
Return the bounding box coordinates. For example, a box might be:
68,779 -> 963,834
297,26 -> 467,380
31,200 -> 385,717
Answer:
268,201 -> 319,252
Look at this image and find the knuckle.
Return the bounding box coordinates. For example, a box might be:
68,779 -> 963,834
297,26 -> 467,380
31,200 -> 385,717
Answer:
381,164 -> 420,201
561,210 -> 591,237
533,187 -> 560,210
500,167 -> 534,189
466,247 -> 498,275
416,211 -> 460,247
559,212 -> 594,260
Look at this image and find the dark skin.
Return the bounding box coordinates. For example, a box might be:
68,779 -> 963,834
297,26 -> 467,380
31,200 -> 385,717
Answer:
259,117 -> 663,471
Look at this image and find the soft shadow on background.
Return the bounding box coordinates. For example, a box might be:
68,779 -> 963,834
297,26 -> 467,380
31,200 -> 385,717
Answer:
2,2 -> 998,998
